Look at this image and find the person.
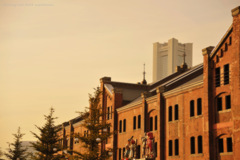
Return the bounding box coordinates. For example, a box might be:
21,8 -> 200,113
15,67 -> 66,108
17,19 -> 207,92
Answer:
146,132 -> 155,158
141,133 -> 147,158
129,139 -> 137,158
124,136 -> 133,158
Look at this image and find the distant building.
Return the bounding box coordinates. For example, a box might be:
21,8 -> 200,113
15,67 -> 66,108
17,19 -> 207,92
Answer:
152,38 -> 192,82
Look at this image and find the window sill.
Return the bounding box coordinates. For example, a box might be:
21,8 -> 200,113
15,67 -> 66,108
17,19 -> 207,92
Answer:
190,115 -> 203,119
190,153 -> 204,157
220,152 -> 233,156
218,109 -> 231,113
168,155 -> 180,158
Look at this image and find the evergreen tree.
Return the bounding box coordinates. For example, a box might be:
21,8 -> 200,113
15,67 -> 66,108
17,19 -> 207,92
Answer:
4,127 -> 28,160
31,108 -> 62,160
74,87 -> 113,160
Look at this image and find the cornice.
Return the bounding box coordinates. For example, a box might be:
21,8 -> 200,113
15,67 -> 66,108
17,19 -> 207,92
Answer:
163,81 -> 203,97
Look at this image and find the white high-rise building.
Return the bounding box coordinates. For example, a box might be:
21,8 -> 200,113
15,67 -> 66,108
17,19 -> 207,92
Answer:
152,38 -> 192,82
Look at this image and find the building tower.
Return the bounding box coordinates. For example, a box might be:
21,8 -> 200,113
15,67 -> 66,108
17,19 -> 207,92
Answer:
152,38 -> 193,82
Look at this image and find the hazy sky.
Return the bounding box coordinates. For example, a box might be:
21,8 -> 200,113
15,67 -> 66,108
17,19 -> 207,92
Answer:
0,0 -> 239,151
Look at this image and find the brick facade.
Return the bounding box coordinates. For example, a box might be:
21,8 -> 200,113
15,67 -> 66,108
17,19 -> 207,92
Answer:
58,6 -> 240,160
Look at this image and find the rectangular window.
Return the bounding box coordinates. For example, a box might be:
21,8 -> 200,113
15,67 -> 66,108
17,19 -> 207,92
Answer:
175,139 -> 179,156
190,100 -> 194,117
110,106 -> 112,119
225,43 -> 228,51
226,95 -> 231,109
155,116 -> 157,130
136,145 -> 141,158
150,117 -> 153,131
123,119 -> 126,132
133,116 -> 136,130
169,140 -> 172,156
119,148 -> 122,160
197,98 -> 202,115
138,115 -> 141,129
107,107 -> 110,120
227,137 -> 233,152
191,137 -> 195,154
216,55 -> 220,62
175,105 -> 179,120
169,106 -> 172,121
224,64 -> 229,85
119,120 -> 122,133
217,97 -> 222,111
219,138 -> 224,153
220,49 -> 223,57
215,67 -> 220,87
229,37 -> 232,45
123,148 -> 125,157
198,136 -> 203,153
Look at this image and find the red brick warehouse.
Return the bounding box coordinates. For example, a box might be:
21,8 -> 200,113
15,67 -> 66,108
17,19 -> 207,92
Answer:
58,6 -> 240,160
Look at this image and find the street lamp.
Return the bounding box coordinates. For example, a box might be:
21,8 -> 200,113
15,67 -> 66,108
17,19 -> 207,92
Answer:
103,128 -> 108,132
96,137 -> 101,143
108,151 -> 113,156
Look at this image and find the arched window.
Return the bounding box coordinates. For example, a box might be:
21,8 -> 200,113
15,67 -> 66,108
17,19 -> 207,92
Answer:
169,106 -> 172,121
197,98 -> 202,115
217,97 -> 222,111
224,64 -> 229,85
150,117 -> 153,131
133,116 -> 136,130
226,95 -> 231,109
175,105 -> 179,120
169,140 -> 173,156
175,139 -> 179,155
123,119 -> 126,132
198,136 -> 203,153
225,43 -> 228,51
215,67 -> 220,87
119,120 -> 122,133
190,100 -> 194,117
190,137 -> 195,154
119,148 -> 122,160
138,115 -> 141,129
218,138 -> 223,153
227,137 -> 233,152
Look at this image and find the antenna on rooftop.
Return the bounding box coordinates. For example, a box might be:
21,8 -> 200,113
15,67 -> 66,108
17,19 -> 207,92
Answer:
143,63 -> 146,80
141,63 -> 147,85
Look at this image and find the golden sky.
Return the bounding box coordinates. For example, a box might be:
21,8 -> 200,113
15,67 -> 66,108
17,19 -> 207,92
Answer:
0,0 -> 239,151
